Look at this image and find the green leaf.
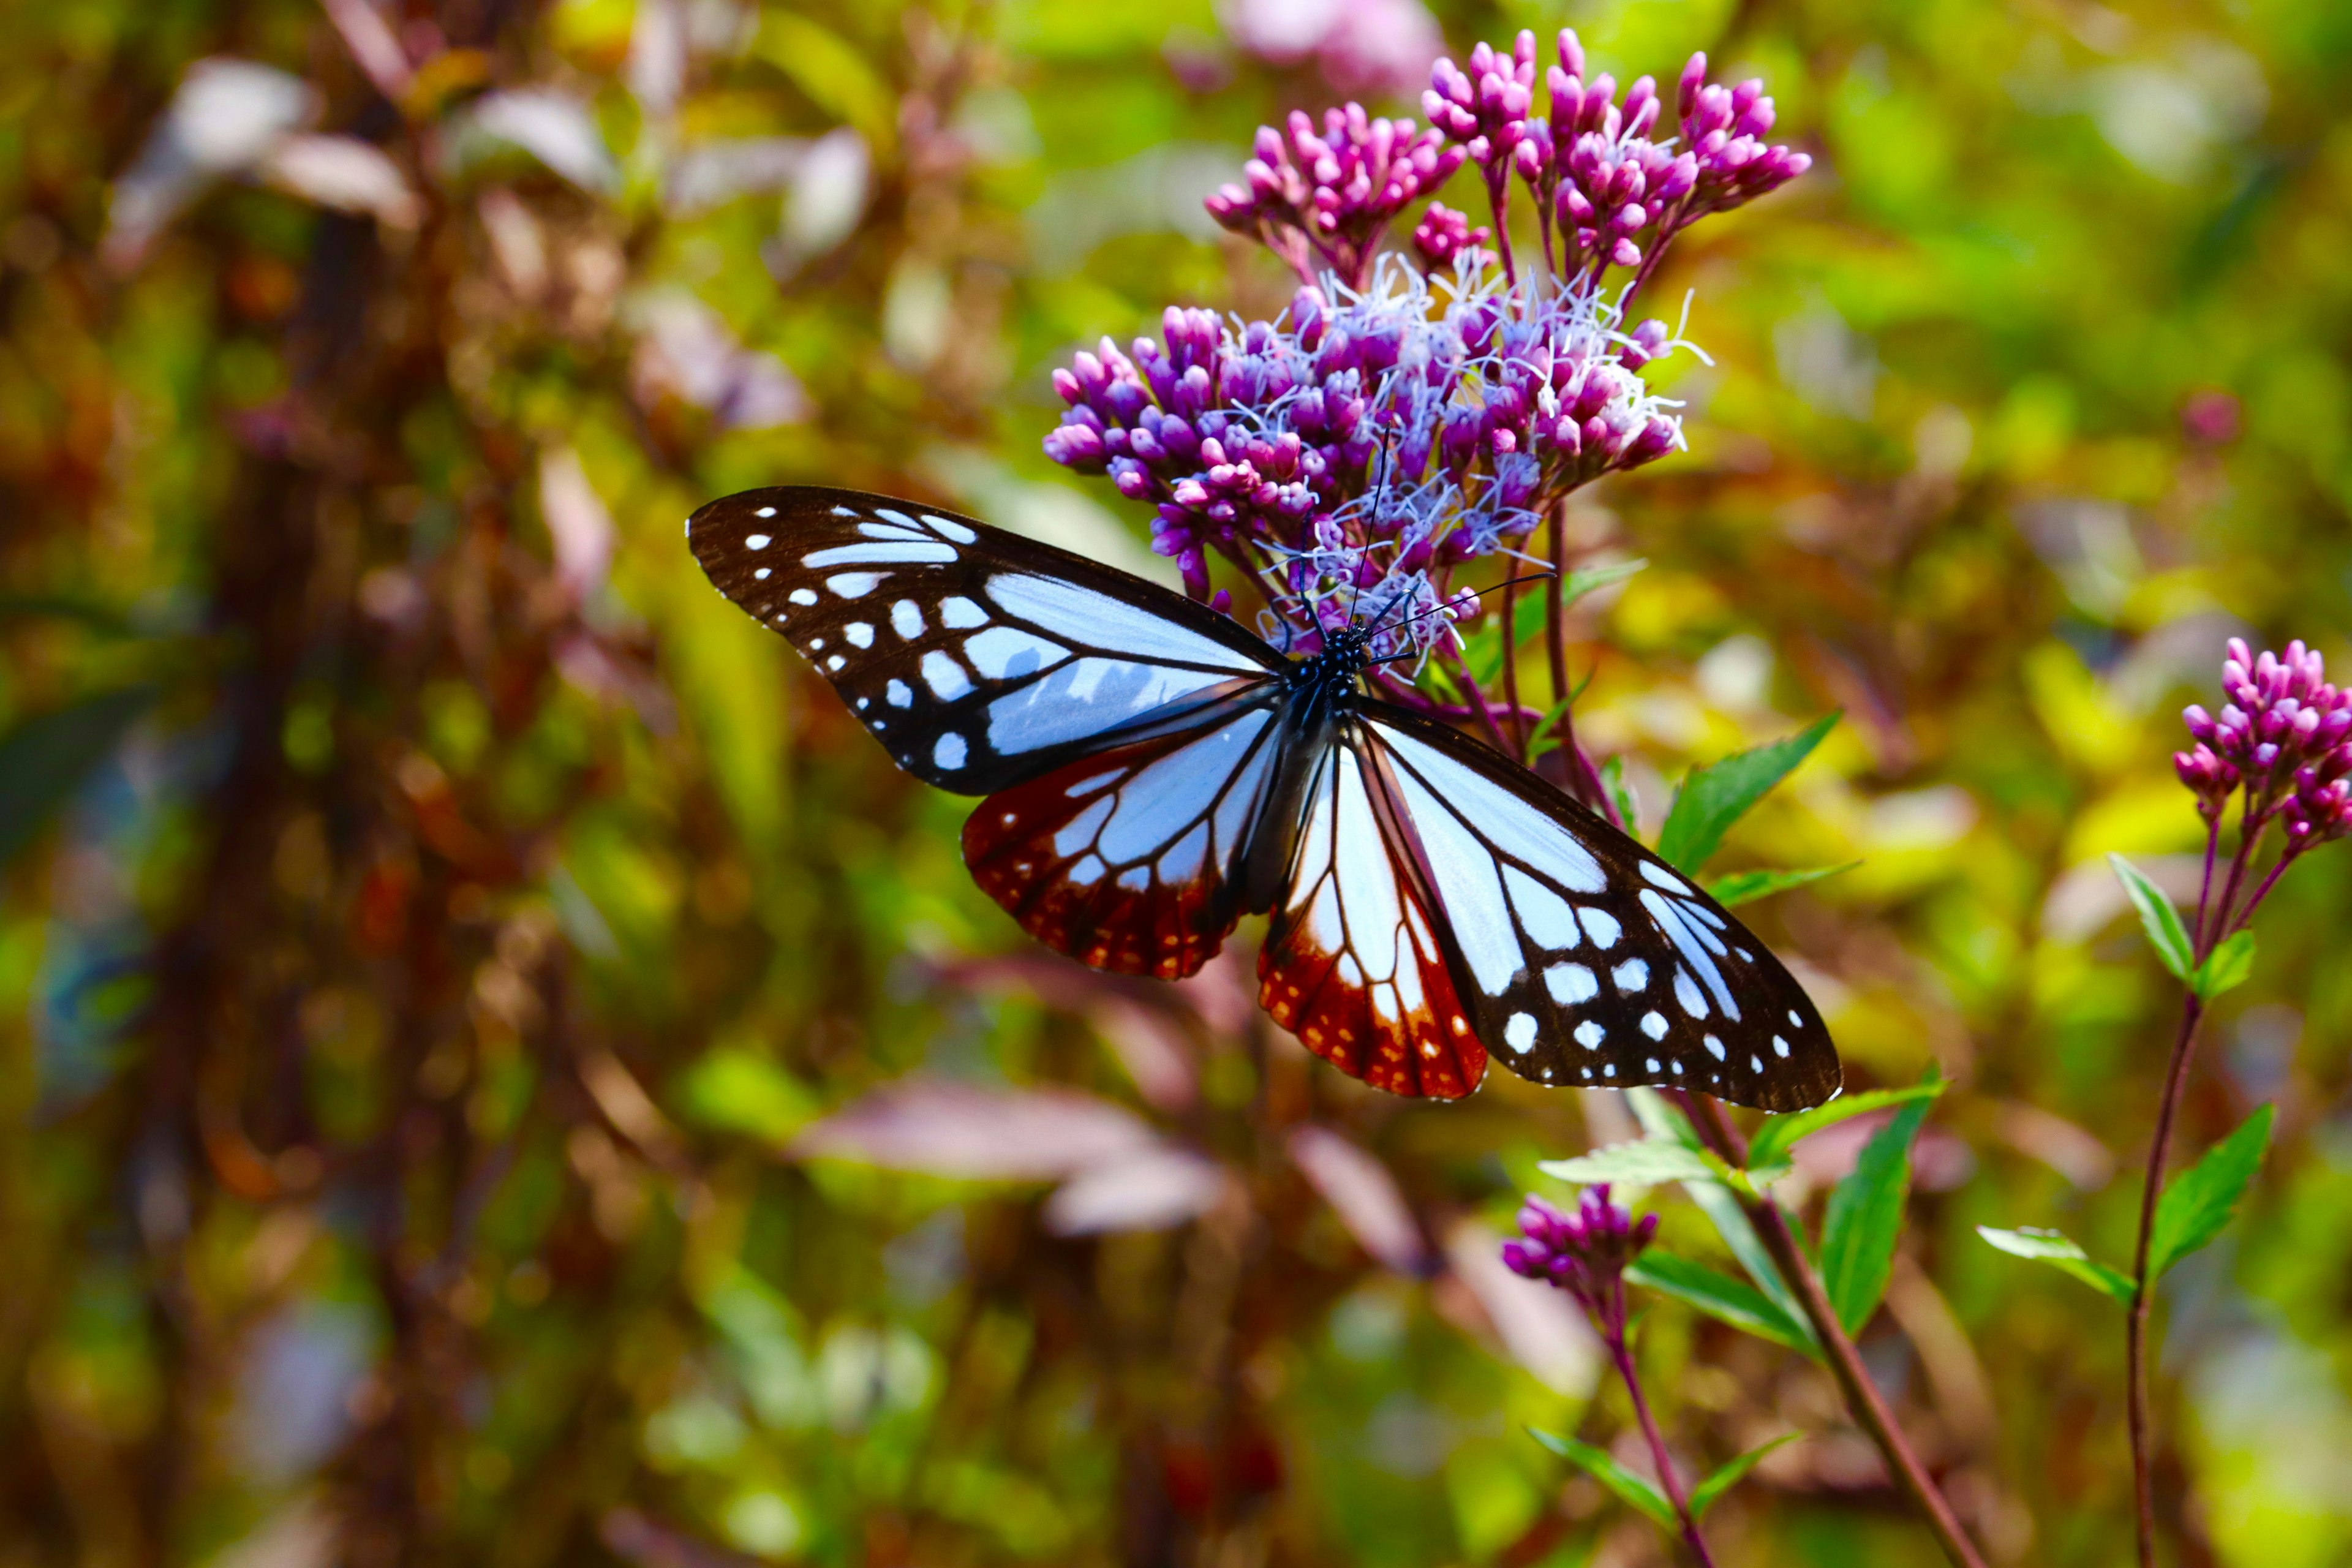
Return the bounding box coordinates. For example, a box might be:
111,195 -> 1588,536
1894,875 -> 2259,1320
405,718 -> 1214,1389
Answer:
2149,1103 -> 2274,1281
1599,753 -> 1641,839
2192,929 -> 2257,1000
1558,556 -> 1648,610
1539,1139 -> 1721,1188
1975,1226 -> 2135,1305
1818,1095 -> 1934,1335
1526,1429 -> 1676,1528
1706,862 -> 1860,908
1521,692 -> 1581,761
0,686 -> 157,865
1746,1080 -> 1948,1174
1688,1433 -> 1801,1518
1624,1091 -> 1814,1343
2108,853 -> 2195,984
1626,1254 -> 1817,1355
1656,713 -> 1840,873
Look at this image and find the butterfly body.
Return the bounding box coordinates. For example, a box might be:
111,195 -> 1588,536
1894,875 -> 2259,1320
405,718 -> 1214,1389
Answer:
688,485 -> 1841,1112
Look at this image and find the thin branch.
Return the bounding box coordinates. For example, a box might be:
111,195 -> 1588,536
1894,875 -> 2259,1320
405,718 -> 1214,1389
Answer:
1681,1095 -> 1989,1568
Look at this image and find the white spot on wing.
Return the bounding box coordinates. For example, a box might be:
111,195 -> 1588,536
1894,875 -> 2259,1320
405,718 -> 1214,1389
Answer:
920,650 -> 973,701
1574,1020 -> 1605,1048
1611,959 -> 1648,992
1703,1034 -> 1727,1061
963,626 -> 1071,680
755,507 -> 776,518
1053,796 -> 1114,856
886,679 -> 912,708
1504,1013 -> 1537,1052
933,733 -> 967,769
890,600 -> 924,639
1674,968 -> 1709,1018
753,567 -> 771,581
746,533 -> 771,549
804,541 -> 957,567
984,573 -> 1263,672
1639,861 -> 1690,892
1504,865 -> 1581,950
1641,1011 -> 1668,1041
790,588 -> 819,606
1578,908 -> 1621,949
923,514 -> 978,543
1545,963 -> 1598,1005
940,597 -> 989,629
844,622 -> 874,648
826,573 -> 883,598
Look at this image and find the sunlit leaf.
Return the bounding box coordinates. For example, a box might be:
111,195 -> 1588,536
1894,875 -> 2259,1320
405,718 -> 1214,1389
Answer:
1976,1226 -> 2134,1304
2108,854 -> 2194,984
1626,1090 -> 1811,1334
1656,713 -> 1839,873
2149,1103 -> 2274,1281
1526,1429 -> 1676,1528
1626,1254 -> 1817,1355
2192,929 -> 2257,1000
1706,862 -> 1859,908
1746,1079 -> 1947,1172
1818,1095 -> 1934,1335
1538,1139 -> 1722,1188
1600,753 -> 1641,839
1689,1433 -> 1801,1517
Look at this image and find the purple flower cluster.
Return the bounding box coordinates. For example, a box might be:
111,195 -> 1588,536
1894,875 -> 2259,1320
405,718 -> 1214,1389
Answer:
1207,107 -> 1465,290
1046,29 -> 1809,685
1501,1184 -> 1657,1325
2179,638 -> 2352,849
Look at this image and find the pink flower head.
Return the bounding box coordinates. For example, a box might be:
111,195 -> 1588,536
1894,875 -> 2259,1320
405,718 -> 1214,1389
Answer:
1501,1185 -> 1657,1326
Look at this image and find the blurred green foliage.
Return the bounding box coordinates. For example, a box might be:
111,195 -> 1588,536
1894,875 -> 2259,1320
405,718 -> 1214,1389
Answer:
4,0 -> 2352,1564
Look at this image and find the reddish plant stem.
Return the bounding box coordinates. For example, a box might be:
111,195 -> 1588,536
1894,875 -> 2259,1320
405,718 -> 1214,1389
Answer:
1681,1095 -> 1989,1568
1447,649 -> 1519,759
1543,502 -> 1623,828
1500,572 -> 1527,761
1605,1322 -> 1718,1567
2127,993 -> 2205,1568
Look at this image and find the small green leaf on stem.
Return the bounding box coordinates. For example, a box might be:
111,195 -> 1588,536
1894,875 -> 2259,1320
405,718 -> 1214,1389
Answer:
1656,713 -> 1840,873
1819,1096 -> 1934,1335
1626,1254 -> 1819,1355
1596,753 -> 1640,837
1689,1433 -> 1801,1518
1528,1428 -> 1677,1526
1540,1139 -> 1722,1188
2192,929 -> 2257,1000
1975,1226 -> 2135,1305
2108,853 -> 2195,984
2149,1102 -> 2274,1281
1746,1079 -> 1947,1173
1706,862 -> 1860,908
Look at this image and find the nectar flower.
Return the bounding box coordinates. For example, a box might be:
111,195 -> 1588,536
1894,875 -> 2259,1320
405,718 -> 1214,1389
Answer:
1207,105 -> 1464,290
2179,638 -> 2352,842
1501,1184 -> 1657,1325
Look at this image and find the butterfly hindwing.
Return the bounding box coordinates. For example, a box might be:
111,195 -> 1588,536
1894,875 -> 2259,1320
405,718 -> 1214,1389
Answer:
1358,702 -> 1841,1112
1256,730 -> 1487,1099
963,691 -> 1289,979
687,486 -> 1286,794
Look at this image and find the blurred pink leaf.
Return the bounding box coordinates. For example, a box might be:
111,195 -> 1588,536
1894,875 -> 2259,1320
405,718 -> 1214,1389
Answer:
1287,1125 -> 1427,1273
666,137 -> 810,216
262,135 -> 421,228
104,58 -> 317,271
1219,0 -> 1442,96
791,1080 -> 1158,1181
537,446 -> 615,600
774,127 -> 870,267
1087,999 -> 1198,1111
466,90 -> 619,195
1994,1102 -> 2116,1190
625,0 -> 686,116
477,188 -> 548,296
1789,1112 -> 1977,1194
319,0 -> 412,100
1442,1219 -> 1599,1396
628,292 -> 809,430
1044,1147 -> 1232,1236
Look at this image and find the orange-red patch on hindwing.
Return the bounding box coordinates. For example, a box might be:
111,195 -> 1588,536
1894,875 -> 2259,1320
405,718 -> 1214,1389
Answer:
962,731 -> 1248,980
1254,750 -> 1487,1099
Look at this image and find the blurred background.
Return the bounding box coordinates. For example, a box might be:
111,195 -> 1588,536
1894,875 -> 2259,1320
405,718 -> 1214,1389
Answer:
4,0 -> 2351,1564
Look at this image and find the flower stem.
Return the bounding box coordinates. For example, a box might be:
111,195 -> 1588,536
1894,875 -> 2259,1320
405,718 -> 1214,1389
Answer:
2127,993 -> 2204,1568
1607,1319 -> 1718,1567
1682,1095 -> 1989,1568
1500,571 -> 1527,761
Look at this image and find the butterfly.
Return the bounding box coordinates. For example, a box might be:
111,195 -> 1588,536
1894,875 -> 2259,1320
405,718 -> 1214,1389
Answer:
686,486 -> 1841,1112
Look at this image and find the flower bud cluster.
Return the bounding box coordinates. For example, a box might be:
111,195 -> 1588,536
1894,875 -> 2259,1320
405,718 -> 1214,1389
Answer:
1043,260 -> 1686,628
1207,105 -> 1464,291
1501,1185 -> 1657,1325
2179,638 -> 2352,846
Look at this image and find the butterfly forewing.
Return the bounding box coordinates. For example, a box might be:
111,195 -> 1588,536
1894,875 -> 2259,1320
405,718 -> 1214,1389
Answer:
687,486 -> 1285,794
963,690 -> 1289,979
1256,733 -> 1487,1099
1359,703 -> 1841,1112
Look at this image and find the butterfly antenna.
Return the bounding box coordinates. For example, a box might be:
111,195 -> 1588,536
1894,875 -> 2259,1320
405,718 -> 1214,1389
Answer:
1367,569 -> 1556,644
1346,424 -> 1404,633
